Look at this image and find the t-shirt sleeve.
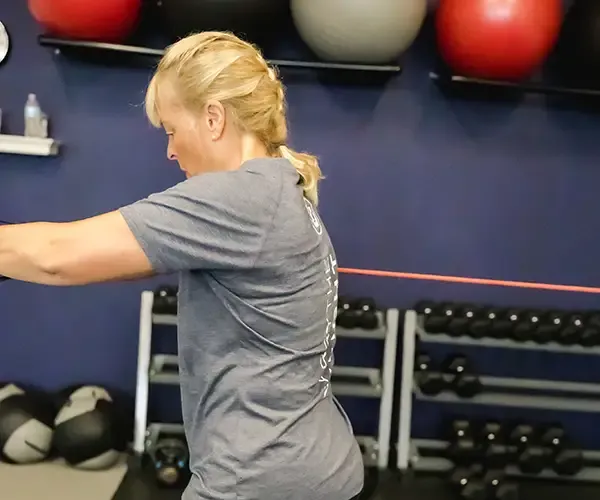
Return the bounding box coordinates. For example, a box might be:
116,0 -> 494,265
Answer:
118,170 -> 281,274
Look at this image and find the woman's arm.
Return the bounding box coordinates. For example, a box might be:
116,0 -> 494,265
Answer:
0,211 -> 155,286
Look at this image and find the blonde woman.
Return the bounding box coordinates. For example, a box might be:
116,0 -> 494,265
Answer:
0,32 -> 364,500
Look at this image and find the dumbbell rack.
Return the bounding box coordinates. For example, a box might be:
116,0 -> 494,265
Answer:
396,309 -> 600,482
133,289 -> 400,470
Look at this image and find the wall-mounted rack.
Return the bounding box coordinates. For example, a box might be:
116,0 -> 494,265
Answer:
396,309 -> 600,483
134,290 -> 400,470
0,134 -> 60,156
38,35 -> 402,74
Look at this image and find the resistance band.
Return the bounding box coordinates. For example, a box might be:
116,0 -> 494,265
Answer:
338,267 -> 600,295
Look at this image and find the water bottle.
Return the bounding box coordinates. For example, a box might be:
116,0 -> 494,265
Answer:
24,93 -> 42,137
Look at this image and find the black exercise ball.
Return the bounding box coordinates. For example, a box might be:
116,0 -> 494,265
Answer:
553,0 -> 600,86
159,0 -> 289,45
53,391 -> 120,470
0,383 -> 55,464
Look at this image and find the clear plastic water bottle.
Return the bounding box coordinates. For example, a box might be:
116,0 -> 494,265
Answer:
24,93 -> 42,137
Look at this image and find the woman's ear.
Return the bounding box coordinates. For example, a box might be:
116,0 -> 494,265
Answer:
205,100 -> 226,140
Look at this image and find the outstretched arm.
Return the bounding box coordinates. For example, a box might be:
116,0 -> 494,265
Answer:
0,211 -> 155,286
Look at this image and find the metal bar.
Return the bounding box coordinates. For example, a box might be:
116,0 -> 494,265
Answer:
397,310 -> 418,471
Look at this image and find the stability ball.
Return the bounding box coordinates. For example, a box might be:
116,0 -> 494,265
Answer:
160,0 -> 288,44
553,1 -> 600,86
436,0 -> 563,80
291,0 -> 427,64
28,0 -> 142,43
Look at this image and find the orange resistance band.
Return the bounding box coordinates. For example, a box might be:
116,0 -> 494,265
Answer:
338,268 -> 600,295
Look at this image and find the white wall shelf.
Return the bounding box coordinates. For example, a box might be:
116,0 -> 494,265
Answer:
0,134 -> 60,156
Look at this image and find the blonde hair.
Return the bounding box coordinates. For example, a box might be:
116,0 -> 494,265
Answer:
145,31 -> 323,206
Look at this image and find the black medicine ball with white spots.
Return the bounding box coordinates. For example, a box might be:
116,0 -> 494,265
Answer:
53,388 -> 120,470
0,383 -> 55,464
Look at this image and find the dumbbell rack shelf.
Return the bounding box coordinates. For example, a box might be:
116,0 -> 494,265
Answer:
134,290 -> 400,469
396,310 -> 600,483
410,439 -> 600,483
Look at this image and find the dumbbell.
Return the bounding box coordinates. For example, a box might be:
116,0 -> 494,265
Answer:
469,307 -> 504,339
512,310 -> 544,342
152,437 -> 190,488
442,354 -> 482,398
557,314 -> 585,345
447,304 -> 481,337
580,313 -> 600,347
153,285 -> 178,315
481,308 -> 520,339
508,423 -> 548,475
532,311 -> 563,344
415,301 -> 455,334
336,296 -> 360,329
354,297 -> 379,330
448,464 -> 487,500
479,421 -> 510,469
539,425 -> 584,476
449,465 -> 519,500
414,353 -> 447,396
446,419 -> 479,465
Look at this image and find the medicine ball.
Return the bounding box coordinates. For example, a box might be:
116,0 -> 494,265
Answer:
0,383 -> 55,464
552,0 -> 600,87
436,0 -> 563,81
28,0 -> 142,43
53,391 -> 120,470
159,0 -> 288,45
291,0 -> 427,64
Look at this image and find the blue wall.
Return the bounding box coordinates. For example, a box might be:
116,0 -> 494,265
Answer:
2,0 -> 600,447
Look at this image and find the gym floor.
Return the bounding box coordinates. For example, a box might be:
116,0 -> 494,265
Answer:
111,465 -> 600,500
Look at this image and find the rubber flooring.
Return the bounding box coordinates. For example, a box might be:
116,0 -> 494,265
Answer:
113,467 -> 600,500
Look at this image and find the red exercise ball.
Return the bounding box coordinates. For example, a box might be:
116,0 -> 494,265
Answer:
28,0 -> 142,43
436,0 -> 563,81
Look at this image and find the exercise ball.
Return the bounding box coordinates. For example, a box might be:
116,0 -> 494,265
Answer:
0,384 -> 55,464
160,0 -> 288,44
553,0 -> 600,86
28,0 -> 142,43
53,391 -> 120,470
436,0 -> 563,80
291,0 -> 427,64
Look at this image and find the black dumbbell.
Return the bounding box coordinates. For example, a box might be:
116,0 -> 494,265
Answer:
354,297 -> 379,330
512,310 -> 544,342
153,285 -> 178,315
580,313 -> 600,347
483,469 -> 520,500
532,311 -> 563,344
484,308 -> 515,339
539,425 -> 584,476
469,307 -> 502,339
449,464 -> 488,500
417,301 -> 456,334
442,354 -> 482,398
414,353 -> 446,396
446,419 -> 479,465
508,423 -> 547,475
479,421 -> 510,469
336,296 -> 359,329
557,314 -> 585,345
448,304 -> 481,337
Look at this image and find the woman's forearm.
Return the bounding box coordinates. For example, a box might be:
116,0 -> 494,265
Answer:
0,222 -> 68,285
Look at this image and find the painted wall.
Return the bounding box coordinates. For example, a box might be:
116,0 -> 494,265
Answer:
1,0 -> 600,448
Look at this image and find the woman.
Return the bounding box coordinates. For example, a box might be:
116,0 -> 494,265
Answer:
0,32 -> 364,500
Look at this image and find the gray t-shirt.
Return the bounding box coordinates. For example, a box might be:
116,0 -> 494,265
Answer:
119,158 -> 364,500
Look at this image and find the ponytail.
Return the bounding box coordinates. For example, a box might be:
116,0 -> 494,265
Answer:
279,145 -> 323,206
